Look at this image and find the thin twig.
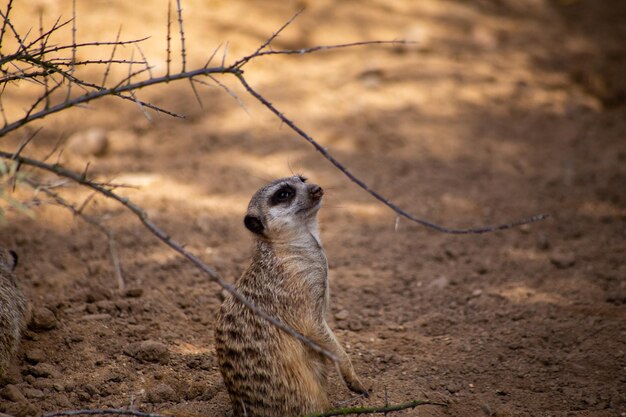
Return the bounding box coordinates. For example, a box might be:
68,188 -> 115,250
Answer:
175,0 -> 186,72
221,40 -> 228,67
134,43 -> 153,79
203,42 -> 222,69
42,409 -> 168,417
65,0 -> 76,101
102,26 -> 123,86
0,38 -> 151,66
235,8 -> 304,69
248,40 -> 410,62
166,0 -> 171,77
11,127 -> 42,160
22,15 -> 69,53
384,386 -> 389,417
0,0 -> 14,53
0,7 -> 27,54
56,59 -> 145,66
0,84 -> 7,126
207,74 -> 250,116
39,12 -> 50,109
27,180 -> 126,292
188,78 -> 203,108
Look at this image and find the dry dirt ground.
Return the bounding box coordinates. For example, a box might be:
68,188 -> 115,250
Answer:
1,0 -> 625,416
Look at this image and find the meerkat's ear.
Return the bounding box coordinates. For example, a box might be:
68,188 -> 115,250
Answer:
244,214 -> 265,235
8,250 -> 18,271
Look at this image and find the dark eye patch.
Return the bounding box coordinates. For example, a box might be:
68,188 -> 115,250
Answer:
270,185 -> 295,206
298,175 -> 307,183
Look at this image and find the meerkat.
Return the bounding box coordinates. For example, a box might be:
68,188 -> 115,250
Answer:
0,247 -> 28,377
215,175 -> 368,417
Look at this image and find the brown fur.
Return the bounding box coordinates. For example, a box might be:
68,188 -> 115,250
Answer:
0,247 -> 27,377
215,176 -> 367,417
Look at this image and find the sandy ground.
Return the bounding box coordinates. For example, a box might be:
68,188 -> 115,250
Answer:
1,0 -> 625,416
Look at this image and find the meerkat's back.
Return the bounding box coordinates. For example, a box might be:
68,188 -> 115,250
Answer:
216,261 -> 330,416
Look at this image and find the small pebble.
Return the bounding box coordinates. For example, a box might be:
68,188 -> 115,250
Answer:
146,383 -> 177,403
480,402 -> 494,416
84,384 -> 98,396
124,288 -> 143,298
81,313 -> 112,321
445,381 -> 462,394
0,384 -> 27,402
334,309 -> 349,321
28,307 -> 58,331
22,387 -> 44,400
536,233 -> 551,250
25,363 -> 59,378
24,349 -> 45,364
124,340 -> 170,364
85,286 -> 112,303
550,253 -> 576,269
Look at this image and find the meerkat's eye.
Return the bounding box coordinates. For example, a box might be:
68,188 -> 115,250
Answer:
270,185 -> 295,206
298,175 -> 307,183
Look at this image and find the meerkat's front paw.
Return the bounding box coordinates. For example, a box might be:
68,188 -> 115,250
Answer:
347,378 -> 369,398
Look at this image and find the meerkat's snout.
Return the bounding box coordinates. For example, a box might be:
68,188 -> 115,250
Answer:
309,184 -> 323,201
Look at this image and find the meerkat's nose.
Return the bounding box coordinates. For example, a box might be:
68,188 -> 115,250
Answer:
309,185 -> 324,200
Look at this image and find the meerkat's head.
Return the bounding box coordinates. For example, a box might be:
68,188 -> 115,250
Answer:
0,247 -> 18,273
244,175 -> 324,244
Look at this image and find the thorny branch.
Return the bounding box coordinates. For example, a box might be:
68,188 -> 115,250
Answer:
0,149 -> 339,363
233,73 -> 549,234
1,3 -> 549,407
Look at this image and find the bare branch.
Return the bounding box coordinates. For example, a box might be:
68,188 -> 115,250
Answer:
233,72 -> 548,234
0,151 -> 339,362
